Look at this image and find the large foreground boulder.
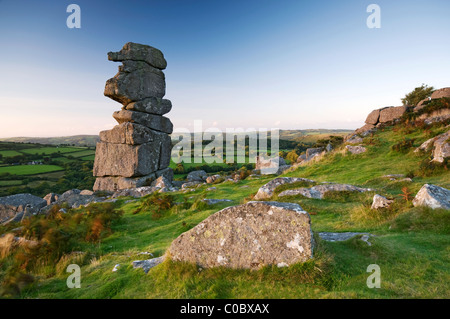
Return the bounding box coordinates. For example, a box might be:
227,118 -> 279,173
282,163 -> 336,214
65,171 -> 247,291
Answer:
412,184 -> 450,210
0,194 -> 47,224
168,201 -> 313,269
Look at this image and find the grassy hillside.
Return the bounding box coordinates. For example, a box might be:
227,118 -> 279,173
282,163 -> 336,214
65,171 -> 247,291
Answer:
0,121 -> 449,299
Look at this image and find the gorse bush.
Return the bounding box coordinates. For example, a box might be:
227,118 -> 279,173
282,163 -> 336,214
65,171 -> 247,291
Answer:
133,193 -> 175,219
401,84 -> 434,106
0,202 -> 123,297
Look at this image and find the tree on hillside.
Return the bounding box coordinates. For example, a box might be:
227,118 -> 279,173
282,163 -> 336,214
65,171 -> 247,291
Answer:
401,84 -> 434,106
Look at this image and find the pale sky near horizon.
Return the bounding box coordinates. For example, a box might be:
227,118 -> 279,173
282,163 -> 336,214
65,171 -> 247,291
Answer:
0,0 -> 449,137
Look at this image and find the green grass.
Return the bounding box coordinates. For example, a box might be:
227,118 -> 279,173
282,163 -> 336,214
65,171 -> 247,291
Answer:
0,180 -> 22,186
0,150 -> 23,157
79,155 -> 95,161
1,122 -> 450,299
0,164 -> 64,176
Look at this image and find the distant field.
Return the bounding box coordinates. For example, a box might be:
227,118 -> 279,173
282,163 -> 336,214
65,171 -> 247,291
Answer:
80,155 -> 95,161
20,147 -> 84,155
0,180 -> 22,186
68,150 -> 95,158
0,164 -> 64,176
0,150 -> 23,157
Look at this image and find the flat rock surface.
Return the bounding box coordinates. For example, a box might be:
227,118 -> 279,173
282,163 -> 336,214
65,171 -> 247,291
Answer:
169,201 -> 313,269
318,232 -> 371,242
254,177 -> 315,200
113,110 -> 173,134
278,183 -> 372,199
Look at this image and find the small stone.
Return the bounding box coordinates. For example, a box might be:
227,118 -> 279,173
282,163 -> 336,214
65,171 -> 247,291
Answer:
371,194 -> 393,210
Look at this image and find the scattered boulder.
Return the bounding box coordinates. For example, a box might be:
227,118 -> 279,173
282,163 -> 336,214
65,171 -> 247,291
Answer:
255,156 -> 290,175
168,201 -> 313,269
206,174 -> 223,184
354,123 -> 377,136
318,232 -> 372,242
415,130 -> 450,163
132,256 -> 165,274
202,198 -> 233,205
325,143 -> 333,152
278,183 -> 371,199
371,194 -> 393,209
181,181 -> 203,189
346,135 -> 363,145
151,175 -> 172,190
112,186 -> 158,198
346,145 -> 367,154
187,170 -> 208,182
412,184 -> 450,210
253,177 -> 315,200
0,194 -> 47,224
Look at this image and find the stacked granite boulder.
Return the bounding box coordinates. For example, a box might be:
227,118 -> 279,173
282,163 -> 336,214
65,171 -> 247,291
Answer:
93,43 -> 173,192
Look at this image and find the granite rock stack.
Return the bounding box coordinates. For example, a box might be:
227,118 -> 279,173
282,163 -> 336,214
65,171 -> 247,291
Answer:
93,43 -> 173,192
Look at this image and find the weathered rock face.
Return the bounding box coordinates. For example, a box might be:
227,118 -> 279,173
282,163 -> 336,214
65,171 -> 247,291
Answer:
93,167 -> 173,192
104,61 -> 166,105
430,87 -> 450,100
0,194 -> 47,224
412,184 -> 450,210
365,109 -> 382,125
112,110 -> 173,134
278,183 -> 371,199
168,201 -> 313,269
94,42 -> 174,191
254,177 -> 315,200
108,42 -> 167,70
379,106 -> 407,123
124,97 -> 172,116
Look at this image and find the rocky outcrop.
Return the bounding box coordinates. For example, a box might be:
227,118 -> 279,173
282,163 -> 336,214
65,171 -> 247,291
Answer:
415,130 -> 450,163
40,189 -> 104,213
253,177 -> 315,200
0,194 -> 47,224
278,183 -> 371,199
94,42 -> 173,192
416,87 -> 450,111
168,201 -> 313,269
412,184 -> 450,210
255,156 -> 291,175
353,106 -> 407,136
371,194 -> 393,209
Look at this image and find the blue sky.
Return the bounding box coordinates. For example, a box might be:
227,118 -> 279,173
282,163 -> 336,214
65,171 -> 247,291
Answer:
0,0 -> 449,137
